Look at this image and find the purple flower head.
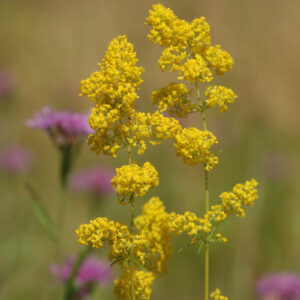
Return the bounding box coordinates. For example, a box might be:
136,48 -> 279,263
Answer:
69,167 -> 114,196
26,106 -> 92,147
51,255 -> 113,299
0,70 -> 13,99
0,146 -> 33,174
256,273 -> 300,300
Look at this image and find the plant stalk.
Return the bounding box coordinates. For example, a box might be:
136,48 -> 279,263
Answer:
195,82 -> 210,300
128,145 -> 136,300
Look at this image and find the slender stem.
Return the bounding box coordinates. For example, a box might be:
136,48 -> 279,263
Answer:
195,82 -> 210,300
201,111 -> 208,131
127,145 -> 135,300
204,167 -> 210,300
129,196 -> 136,300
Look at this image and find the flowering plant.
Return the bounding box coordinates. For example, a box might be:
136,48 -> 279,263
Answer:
75,4 -> 258,300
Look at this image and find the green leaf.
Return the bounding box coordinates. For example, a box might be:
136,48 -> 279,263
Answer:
110,256 -> 126,267
131,259 -> 148,272
25,182 -> 58,242
197,241 -> 205,254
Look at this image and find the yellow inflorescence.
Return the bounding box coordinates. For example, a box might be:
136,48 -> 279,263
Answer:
80,35 -> 144,157
111,162 -> 159,202
178,54 -> 213,83
210,289 -> 228,300
205,86 -> 237,112
205,179 -> 258,223
151,83 -> 196,118
76,197 -> 214,299
174,127 -> 218,170
81,34 -> 183,157
130,111 -> 182,154
204,45 -> 233,75
80,35 -> 144,110
146,4 -> 233,80
76,4 -> 259,300
76,217 -> 131,260
219,178 -> 258,218
114,267 -> 155,300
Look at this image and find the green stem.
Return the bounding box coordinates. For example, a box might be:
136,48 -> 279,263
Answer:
195,82 -> 210,300
127,145 -> 136,300
129,197 -> 136,300
204,167 -> 210,300
63,246 -> 91,300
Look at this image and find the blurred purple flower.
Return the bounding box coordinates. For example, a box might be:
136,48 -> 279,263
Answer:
256,273 -> 300,300
69,167 -> 114,196
26,106 -> 92,147
51,255 -> 113,299
0,146 -> 32,174
0,70 -> 13,99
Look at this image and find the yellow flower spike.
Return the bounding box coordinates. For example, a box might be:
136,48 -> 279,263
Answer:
80,35 -> 144,107
111,162 -> 159,202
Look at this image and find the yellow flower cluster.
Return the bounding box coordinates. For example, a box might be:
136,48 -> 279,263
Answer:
204,45 -> 233,75
130,111 -> 182,155
80,35 -> 144,110
147,3 -> 237,123
171,179 -> 258,243
76,217 -> 131,260
80,35 -> 144,157
205,179 -> 258,224
151,83 -> 196,118
114,267 -> 155,300
111,162 -> 159,202
174,127 -> 218,170
210,289 -> 228,300
81,34 -> 183,157
134,197 -> 176,275
146,4 -> 233,80
76,197 -> 218,298
219,178 -> 258,218
205,86 -> 237,112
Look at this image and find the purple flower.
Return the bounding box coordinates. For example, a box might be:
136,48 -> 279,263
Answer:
69,167 -> 114,196
26,106 -> 92,147
51,255 -> 113,299
0,146 -> 32,174
256,273 -> 300,300
0,70 -> 13,99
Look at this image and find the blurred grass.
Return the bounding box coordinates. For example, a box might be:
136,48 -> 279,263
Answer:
0,0 -> 299,299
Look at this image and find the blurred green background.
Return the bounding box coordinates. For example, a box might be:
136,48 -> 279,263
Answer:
0,0 -> 299,299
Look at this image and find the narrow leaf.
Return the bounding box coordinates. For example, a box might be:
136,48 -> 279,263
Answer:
131,259 -> 148,272
25,182 -> 58,242
197,241 -> 205,254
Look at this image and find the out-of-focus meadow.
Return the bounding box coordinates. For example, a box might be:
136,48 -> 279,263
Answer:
0,0 -> 299,299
